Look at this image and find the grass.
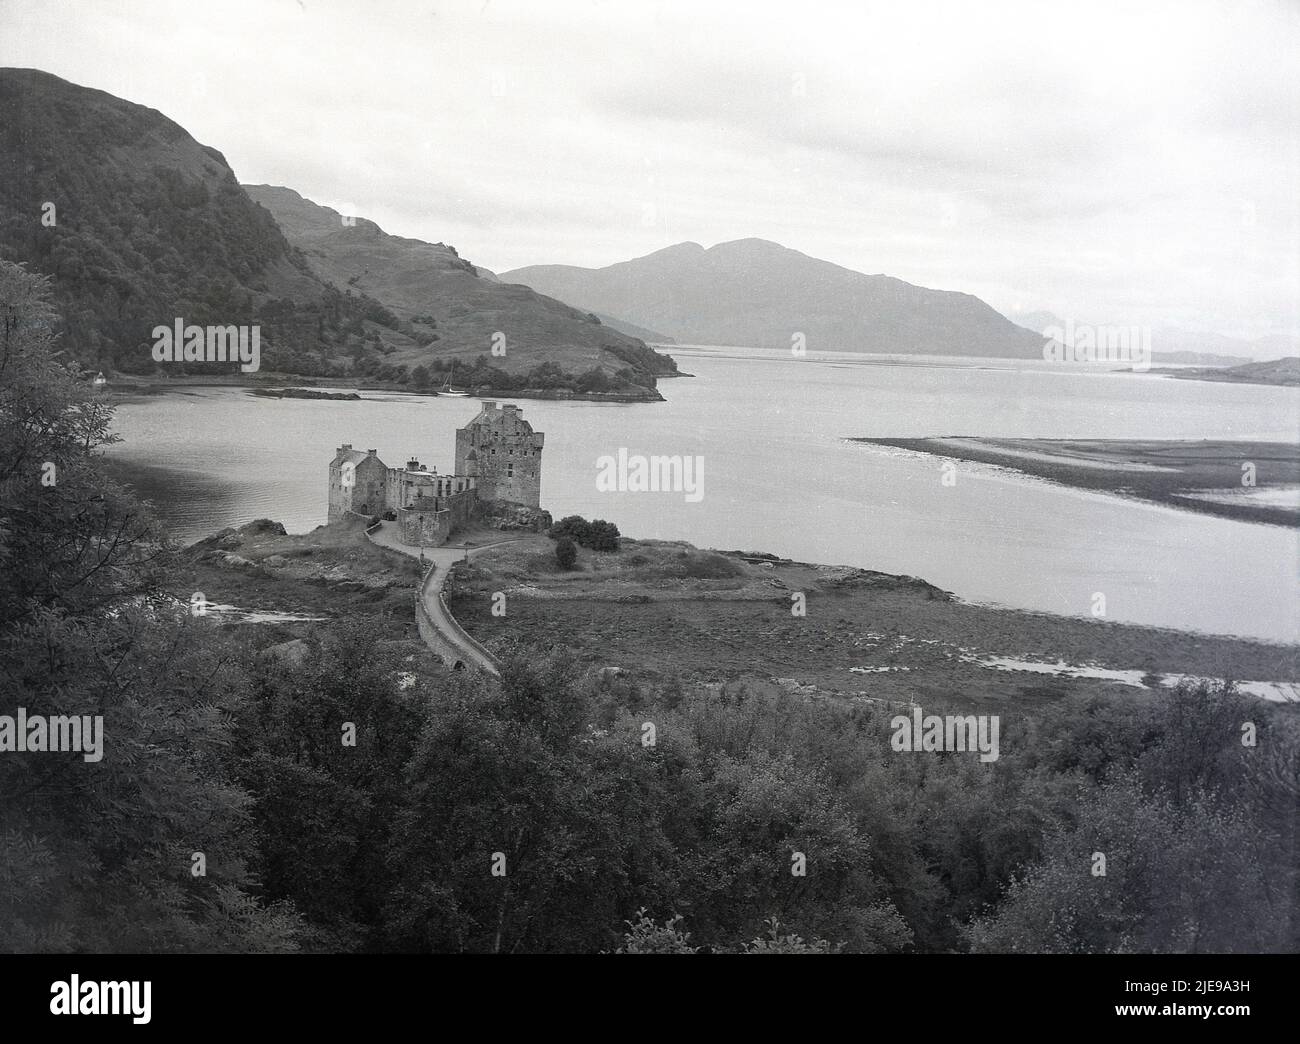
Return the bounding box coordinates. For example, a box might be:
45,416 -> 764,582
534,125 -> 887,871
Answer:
446,534 -> 1300,714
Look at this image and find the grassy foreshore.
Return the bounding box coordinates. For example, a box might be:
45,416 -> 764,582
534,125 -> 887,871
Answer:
853,437 -> 1300,527
170,516 -> 425,642
168,518 -> 1299,713
445,533 -> 1300,713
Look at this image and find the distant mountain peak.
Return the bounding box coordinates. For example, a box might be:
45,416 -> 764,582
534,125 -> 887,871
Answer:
708,237 -> 788,252
643,241 -> 705,261
502,240 -> 1043,358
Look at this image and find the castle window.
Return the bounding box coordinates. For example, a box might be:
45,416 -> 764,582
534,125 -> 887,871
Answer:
507,465 -> 514,476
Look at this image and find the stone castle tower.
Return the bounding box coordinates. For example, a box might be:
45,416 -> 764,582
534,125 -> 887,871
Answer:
328,446 -> 388,520
454,401 -> 544,507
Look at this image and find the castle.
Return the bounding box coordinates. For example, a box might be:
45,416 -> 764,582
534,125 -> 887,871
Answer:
328,401 -> 546,546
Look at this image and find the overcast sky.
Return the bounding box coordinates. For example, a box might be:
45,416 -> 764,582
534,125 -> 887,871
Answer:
2,0 -> 1297,340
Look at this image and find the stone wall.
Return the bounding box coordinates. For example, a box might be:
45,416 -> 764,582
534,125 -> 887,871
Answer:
414,564 -> 466,670
444,487 -> 476,533
398,504 -> 451,546
475,499 -> 553,533
414,561 -> 500,675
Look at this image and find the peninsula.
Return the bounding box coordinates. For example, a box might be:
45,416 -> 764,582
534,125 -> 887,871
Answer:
852,438 -> 1300,528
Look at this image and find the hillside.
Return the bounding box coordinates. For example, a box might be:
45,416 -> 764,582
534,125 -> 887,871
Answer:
244,185 -> 678,397
1166,356 -> 1300,387
0,68 -> 674,401
1007,310 -> 1284,364
592,312 -> 677,344
0,67 -> 406,377
503,239 -> 1045,358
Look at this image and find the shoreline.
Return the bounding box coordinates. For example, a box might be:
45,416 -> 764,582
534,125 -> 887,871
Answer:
852,437 -> 1300,528
443,534 -> 1299,707
1145,368 -> 1300,387
168,518 -> 1298,713
99,371 -> 670,404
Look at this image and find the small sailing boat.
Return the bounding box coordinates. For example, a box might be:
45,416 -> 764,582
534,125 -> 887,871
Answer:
440,362 -> 468,396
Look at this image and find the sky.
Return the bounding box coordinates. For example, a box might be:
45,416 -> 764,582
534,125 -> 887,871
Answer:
2,0 -> 1298,342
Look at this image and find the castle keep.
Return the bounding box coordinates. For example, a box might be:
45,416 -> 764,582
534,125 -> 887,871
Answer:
328,402 -> 545,546
455,401 -> 544,506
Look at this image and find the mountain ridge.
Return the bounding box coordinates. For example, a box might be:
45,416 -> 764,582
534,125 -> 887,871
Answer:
244,184 -> 678,394
0,68 -> 674,400
502,240 -> 1046,358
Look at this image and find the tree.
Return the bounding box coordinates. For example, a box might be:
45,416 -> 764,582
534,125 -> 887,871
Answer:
0,260 -> 300,952
555,536 -> 577,570
614,910 -> 697,953
549,515 -> 589,544
585,519 -> 620,551
576,367 -> 612,393
549,515 -> 619,551
226,621 -> 427,951
966,771 -> 1287,954
742,917 -> 838,953
381,650 -> 645,952
0,263 -> 163,625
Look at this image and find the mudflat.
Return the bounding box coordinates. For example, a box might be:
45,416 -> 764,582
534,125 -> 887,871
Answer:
852,438 -> 1300,527
446,535 -> 1300,713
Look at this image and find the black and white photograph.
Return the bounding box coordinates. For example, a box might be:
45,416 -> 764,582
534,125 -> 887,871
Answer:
0,0 -> 1296,1022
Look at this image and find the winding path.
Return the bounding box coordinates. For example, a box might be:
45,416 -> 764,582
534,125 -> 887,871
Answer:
366,521 -> 506,676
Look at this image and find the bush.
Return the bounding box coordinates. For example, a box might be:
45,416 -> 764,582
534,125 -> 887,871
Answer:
614,910 -> 696,954
576,367 -> 612,393
555,537 -> 577,570
550,515 -> 589,543
585,519 -> 620,551
550,515 -> 620,551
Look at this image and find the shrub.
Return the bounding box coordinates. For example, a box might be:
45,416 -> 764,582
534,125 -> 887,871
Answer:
550,515 -> 619,551
555,537 -> 578,570
679,550 -> 743,579
614,910 -> 696,954
549,515 -> 589,543
585,519 -> 620,551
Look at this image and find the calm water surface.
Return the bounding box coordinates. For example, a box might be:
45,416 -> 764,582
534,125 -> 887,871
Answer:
105,348 -> 1300,643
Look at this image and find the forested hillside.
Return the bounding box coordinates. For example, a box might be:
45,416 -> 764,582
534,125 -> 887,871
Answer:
0,68 -> 404,377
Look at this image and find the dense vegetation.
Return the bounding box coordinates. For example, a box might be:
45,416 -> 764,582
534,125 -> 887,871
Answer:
554,536 -> 578,570
0,72 -> 404,378
401,355 -> 658,397
550,515 -> 622,551
2,261 -> 1297,953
